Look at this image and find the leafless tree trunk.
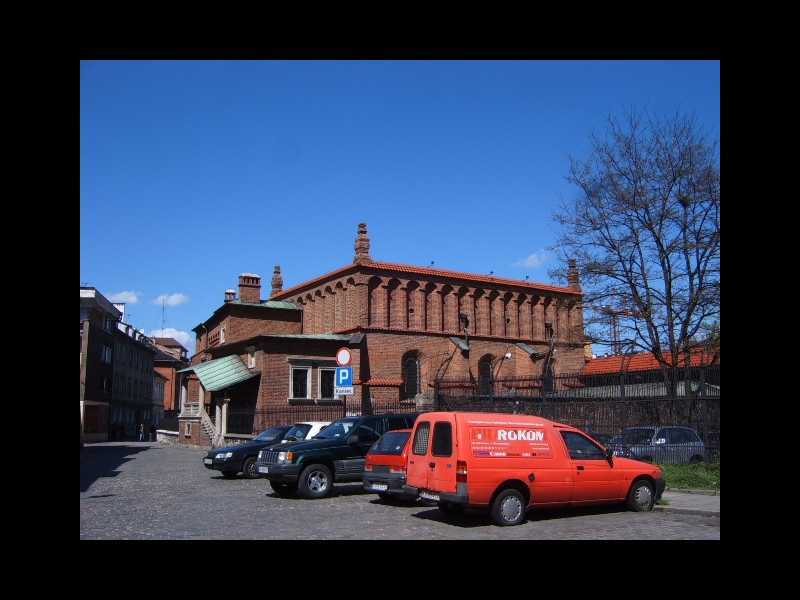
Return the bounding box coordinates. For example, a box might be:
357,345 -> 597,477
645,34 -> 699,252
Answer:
551,111 -> 720,386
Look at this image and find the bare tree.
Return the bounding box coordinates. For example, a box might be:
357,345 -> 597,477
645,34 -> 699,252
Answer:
551,110 -> 720,381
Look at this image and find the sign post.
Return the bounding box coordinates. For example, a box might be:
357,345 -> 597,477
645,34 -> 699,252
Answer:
335,347 -> 353,410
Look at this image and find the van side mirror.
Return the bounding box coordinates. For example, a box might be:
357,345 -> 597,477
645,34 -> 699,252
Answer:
605,448 -> 614,461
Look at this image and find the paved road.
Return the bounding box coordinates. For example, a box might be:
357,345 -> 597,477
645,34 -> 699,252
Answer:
80,442 -> 720,540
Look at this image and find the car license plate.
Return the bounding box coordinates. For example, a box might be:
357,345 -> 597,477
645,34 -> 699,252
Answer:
203,458 -> 212,465
371,483 -> 388,492
258,466 -> 269,474
420,490 -> 440,501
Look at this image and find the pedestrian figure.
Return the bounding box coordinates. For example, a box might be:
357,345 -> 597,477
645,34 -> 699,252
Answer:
138,423 -> 145,442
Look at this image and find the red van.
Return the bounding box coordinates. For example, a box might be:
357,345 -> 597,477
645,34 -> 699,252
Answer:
406,412 -> 665,526
362,429 -> 417,502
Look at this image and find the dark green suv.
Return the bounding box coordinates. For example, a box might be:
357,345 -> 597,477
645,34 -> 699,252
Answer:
256,413 -> 419,499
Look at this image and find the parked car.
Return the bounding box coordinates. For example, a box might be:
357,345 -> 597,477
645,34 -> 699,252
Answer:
406,412 -> 665,526
607,426 -> 706,464
257,413 -> 419,499
362,429 -> 417,502
203,422 -> 329,479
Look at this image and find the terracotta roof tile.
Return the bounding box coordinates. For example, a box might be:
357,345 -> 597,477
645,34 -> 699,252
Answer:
273,261 -> 579,299
582,350 -> 718,375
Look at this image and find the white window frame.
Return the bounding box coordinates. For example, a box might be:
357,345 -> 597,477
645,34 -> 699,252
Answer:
220,327 -> 226,344
318,367 -> 340,400
247,348 -> 256,368
290,366 -> 311,399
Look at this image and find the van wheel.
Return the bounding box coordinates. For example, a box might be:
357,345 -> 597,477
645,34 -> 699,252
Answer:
298,464 -> 332,499
269,481 -> 296,497
627,479 -> 655,512
242,457 -> 259,479
490,489 -> 527,526
438,501 -> 464,515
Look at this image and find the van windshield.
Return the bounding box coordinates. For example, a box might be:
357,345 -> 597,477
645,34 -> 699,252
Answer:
623,428 -> 655,445
313,418 -> 359,439
369,431 -> 410,455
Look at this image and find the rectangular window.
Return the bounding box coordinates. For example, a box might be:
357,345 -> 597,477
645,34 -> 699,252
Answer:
545,322 -> 554,339
412,422 -> 430,456
220,327 -> 225,343
102,345 -> 113,364
319,368 -> 338,399
432,422 -> 453,457
184,422 -> 192,437
291,367 -> 310,399
248,351 -> 256,369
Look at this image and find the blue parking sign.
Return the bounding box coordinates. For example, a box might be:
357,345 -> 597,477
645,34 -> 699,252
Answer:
334,367 -> 353,395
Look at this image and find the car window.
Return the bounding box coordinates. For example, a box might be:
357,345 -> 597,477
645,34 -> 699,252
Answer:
431,422 -> 453,457
387,416 -> 409,431
623,428 -> 656,445
313,418 -> 359,439
668,429 -> 694,444
413,422 -> 430,455
369,431 -> 410,455
355,424 -> 380,444
254,427 -> 286,441
284,423 -> 312,440
560,431 -> 607,460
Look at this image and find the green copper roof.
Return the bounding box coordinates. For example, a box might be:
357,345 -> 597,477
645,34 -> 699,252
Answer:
231,300 -> 299,310
177,355 -> 259,391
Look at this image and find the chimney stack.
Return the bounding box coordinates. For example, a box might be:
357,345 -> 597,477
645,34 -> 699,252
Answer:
224,289 -> 236,303
567,259 -> 581,291
353,222 -> 373,264
271,265 -> 283,297
238,273 -> 261,304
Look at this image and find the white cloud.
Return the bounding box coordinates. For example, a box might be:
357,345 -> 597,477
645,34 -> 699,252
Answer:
108,290 -> 140,304
153,293 -> 189,307
149,328 -> 194,352
513,250 -> 550,269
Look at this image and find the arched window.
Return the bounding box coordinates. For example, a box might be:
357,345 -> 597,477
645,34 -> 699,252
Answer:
401,352 -> 421,400
478,354 -> 494,397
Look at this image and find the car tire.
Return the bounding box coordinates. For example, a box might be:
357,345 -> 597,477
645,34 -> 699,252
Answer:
490,489 -> 527,526
438,501 -> 464,516
298,464 -> 333,499
269,481 -> 296,497
242,457 -> 259,479
222,472 -> 238,479
627,479 -> 655,512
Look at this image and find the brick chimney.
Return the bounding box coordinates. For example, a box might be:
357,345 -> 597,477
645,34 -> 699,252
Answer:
353,222 -> 373,264
238,273 -> 261,304
567,259 -> 581,291
270,265 -> 283,297
224,289 -> 236,303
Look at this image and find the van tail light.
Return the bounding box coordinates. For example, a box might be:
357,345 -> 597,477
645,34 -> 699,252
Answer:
456,460 -> 468,483
389,466 -> 405,474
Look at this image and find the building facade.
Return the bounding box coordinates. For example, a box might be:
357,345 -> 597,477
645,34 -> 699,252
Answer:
80,288 -> 122,443
153,338 -> 190,425
177,224 -> 585,446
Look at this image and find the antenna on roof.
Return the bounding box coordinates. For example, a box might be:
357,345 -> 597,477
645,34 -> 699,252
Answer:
430,261 -> 434,266
525,275 -> 529,280
161,296 -> 166,335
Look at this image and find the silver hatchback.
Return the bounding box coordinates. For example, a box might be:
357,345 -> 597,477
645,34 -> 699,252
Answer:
609,426 -> 706,464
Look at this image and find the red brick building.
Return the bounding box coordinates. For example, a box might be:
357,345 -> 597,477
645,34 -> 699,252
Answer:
153,338 -> 189,419
177,224 -> 585,446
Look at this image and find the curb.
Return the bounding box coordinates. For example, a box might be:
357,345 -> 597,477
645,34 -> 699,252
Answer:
654,505 -> 720,517
666,488 -> 720,496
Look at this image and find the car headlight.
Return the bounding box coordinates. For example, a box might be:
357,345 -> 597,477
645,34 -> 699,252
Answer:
277,451 -> 294,464
258,450 -> 263,459
216,452 -> 233,460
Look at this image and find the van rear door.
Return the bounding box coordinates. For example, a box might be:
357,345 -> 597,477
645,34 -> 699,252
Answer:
427,414 -> 458,494
407,419 -> 432,490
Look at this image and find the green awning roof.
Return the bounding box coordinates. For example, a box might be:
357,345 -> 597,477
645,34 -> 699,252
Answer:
449,336 -> 470,352
177,355 -> 260,392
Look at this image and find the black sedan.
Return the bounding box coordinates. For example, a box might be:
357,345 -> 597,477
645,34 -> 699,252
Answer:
203,426 -> 291,479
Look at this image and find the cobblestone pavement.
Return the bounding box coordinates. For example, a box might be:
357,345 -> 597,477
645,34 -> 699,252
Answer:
80,443 -> 720,540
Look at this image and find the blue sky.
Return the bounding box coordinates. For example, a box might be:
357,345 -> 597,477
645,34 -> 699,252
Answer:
80,60 -> 720,353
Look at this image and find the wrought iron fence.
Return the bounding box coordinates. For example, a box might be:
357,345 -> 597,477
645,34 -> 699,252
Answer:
434,365 -> 719,464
